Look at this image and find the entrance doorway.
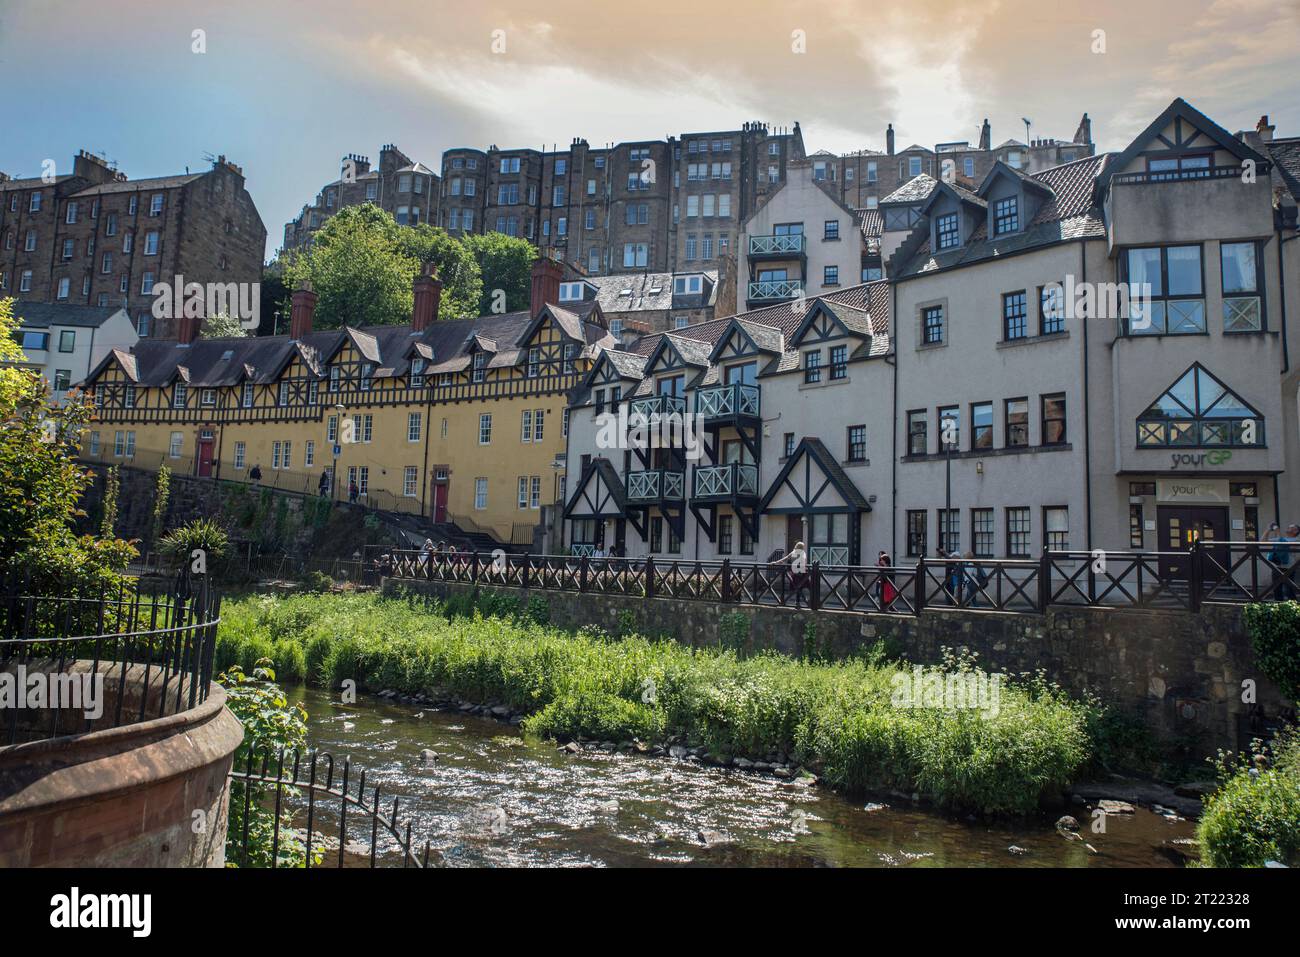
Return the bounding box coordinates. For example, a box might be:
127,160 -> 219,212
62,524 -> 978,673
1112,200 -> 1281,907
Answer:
1157,505 -> 1228,579
431,467 -> 449,523
197,431 -> 215,477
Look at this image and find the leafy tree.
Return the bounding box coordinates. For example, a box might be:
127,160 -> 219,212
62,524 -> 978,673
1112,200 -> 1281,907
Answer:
200,312 -> 251,338
280,205 -> 480,328
0,297 -> 136,592
462,232 -> 537,315
149,465 -> 171,548
397,223 -> 482,321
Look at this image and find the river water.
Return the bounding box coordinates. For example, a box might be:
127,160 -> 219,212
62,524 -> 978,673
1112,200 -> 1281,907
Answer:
289,685 -> 1196,868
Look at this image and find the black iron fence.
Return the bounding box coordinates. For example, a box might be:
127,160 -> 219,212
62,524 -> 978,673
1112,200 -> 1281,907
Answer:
228,748 -> 432,868
0,574 -> 221,745
381,541 -> 1300,616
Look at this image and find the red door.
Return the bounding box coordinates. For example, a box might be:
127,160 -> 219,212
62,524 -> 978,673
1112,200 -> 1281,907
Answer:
433,475 -> 448,523
197,436 -> 215,477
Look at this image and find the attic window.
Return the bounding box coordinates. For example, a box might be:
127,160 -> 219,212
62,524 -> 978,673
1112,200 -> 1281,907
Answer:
993,197 -> 1019,235
648,285 -> 662,295
220,349 -> 234,361
673,275 -> 703,295
619,288 -> 632,297
936,213 -> 959,250
559,282 -> 585,302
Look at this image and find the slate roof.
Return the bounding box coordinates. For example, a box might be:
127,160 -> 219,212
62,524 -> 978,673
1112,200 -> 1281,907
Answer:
583,280 -> 891,398
1266,137 -> 1300,203
81,304 -> 611,389
69,173 -> 204,196
890,154 -> 1111,279
12,301 -> 128,329
880,174 -> 937,206
585,271 -> 718,314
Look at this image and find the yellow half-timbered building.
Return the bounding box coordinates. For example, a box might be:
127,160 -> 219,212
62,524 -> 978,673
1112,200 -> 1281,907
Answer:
79,260 -> 614,544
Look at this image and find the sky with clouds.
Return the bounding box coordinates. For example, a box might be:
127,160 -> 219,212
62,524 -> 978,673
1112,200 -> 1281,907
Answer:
1,0 -> 1296,260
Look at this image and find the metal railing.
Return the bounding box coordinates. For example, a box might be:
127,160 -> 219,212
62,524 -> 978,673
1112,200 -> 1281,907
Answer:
748,234 -> 806,256
747,279 -> 803,302
228,749 -> 432,868
695,383 -> 760,421
383,542 -> 1300,617
626,468 -> 686,503
692,463 -> 759,499
0,574 -> 221,745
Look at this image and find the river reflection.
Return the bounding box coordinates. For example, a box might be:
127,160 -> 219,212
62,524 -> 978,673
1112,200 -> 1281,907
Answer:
289,686 -> 1195,868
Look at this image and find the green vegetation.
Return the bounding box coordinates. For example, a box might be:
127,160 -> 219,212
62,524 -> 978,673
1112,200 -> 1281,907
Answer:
280,205 -> 480,327
159,517 -> 229,568
220,659 -> 319,868
216,589 -> 1095,815
149,465 -> 171,549
0,297 -> 135,592
1197,727 -> 1300,868
461,231 -> 537,316
1243,601 -> 1300,700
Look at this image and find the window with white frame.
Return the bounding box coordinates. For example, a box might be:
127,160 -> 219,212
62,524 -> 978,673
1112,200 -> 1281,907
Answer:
474,477 -> 488,509
169,432 -> 183,458
408,412 -> 421,442
305,440 -> 314,467
479,413 -> 492,444
404,466 -> 418,497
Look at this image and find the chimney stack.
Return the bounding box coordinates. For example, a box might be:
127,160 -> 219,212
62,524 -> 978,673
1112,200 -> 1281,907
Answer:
530,256 -> 563,319
1256,115 -> 1275,142
290,280 -> 317,340
886,124 -> 895,156
1073,113 -> 1092,146
177,314 -> 200,346
979,119 -> 991,151
412,263 -> 442,332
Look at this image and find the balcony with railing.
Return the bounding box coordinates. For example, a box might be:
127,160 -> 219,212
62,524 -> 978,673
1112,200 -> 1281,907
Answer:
691,462 -> 759,503
695,382 -> 760,425
626,468 -> 686,504
746,279 -> 803,304
628,393 -> 687,422
748,233 -> 806,258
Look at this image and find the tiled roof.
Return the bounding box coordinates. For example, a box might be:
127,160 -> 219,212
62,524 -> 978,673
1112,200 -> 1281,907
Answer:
855,207 -> 883,238
12,301 -> 128,329
0,175 -> 76,190
880,174 -> 937,205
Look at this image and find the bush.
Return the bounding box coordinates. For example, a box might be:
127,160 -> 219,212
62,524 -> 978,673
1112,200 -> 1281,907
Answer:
216,591 -> 1095,814
1243,602 -> 1300,701
159,517 -> 230,569
1198,727 -> 1300,867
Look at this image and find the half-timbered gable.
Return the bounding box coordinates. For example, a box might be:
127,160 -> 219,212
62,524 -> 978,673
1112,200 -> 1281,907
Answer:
759,438 -> 871,565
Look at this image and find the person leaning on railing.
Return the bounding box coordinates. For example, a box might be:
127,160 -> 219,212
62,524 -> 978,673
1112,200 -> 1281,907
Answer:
1266,524 -> 1299,600
775,541 -> 811,609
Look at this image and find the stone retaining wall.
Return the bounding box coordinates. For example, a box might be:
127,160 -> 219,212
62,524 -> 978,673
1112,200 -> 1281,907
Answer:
386,577 -> 1292,756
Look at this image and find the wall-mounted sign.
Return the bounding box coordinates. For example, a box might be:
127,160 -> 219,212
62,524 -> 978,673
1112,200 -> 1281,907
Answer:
1157,479 -> 1229,503
1169,450 -> 1232,470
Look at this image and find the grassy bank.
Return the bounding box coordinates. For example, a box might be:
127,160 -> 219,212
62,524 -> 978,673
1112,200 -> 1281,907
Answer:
1197,727 -> 1300,868
215,589 -> 1094,815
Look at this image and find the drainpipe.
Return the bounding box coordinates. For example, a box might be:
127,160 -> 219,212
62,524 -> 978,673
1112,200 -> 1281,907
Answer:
888,281 -> 899,560
1278,226 -> 1297,374
1080,240 -> 1093,550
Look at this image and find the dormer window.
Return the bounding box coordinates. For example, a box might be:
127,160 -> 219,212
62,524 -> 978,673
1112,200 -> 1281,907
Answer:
936,213 -> 960,250
410,357 -> 425,388
993,197 -> 1019,235
472,352 -> 487,383
673,275 -> 703,296
559,281 -> 585,302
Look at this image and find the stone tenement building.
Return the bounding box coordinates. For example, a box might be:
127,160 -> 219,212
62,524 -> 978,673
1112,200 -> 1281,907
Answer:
819,114 -> 1095,212
0,150 -> 265,339
281,144 -> 439,252
438,123 -> 804,278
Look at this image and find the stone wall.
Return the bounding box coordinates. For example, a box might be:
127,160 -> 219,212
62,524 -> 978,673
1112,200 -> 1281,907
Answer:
387,577 -> 1292,756
0,680 -> 243,867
